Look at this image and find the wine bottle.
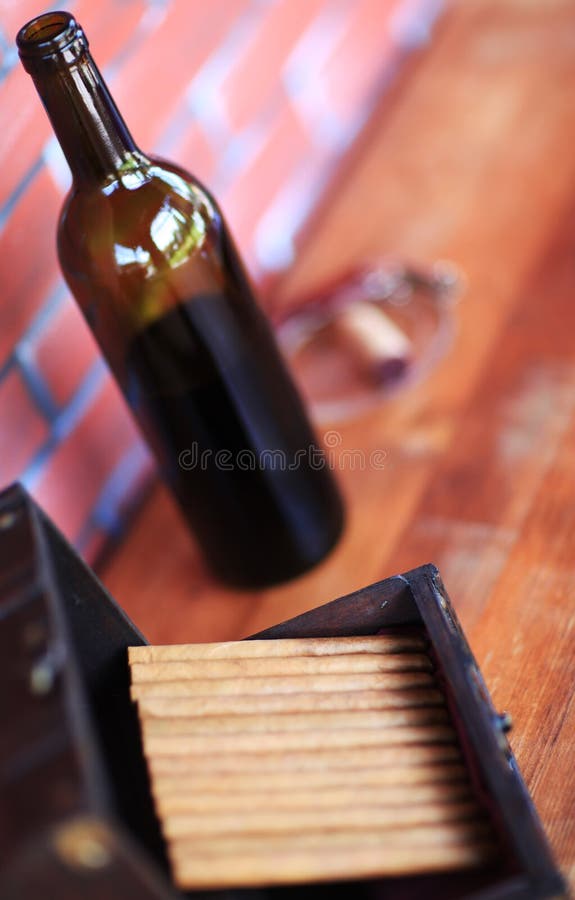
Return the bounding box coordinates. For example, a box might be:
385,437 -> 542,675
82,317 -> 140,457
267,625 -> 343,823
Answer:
17,12 -> 344,588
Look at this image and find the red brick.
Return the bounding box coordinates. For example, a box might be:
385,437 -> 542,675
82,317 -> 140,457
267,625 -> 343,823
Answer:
0,0 -> 243,207
32,377 -> 141,542
0,368 -> 48,485
2,0 -> 145,63
0,0 -> 48,43
0,1 -> 147,207
319,0 -> 399,127
170,122 -> 217,188
249,140 -> 335,275
0,167 -> 61,361
0,66 -> 52,209
32,299 -> 100,409
111,0 -> 250,153
74,0 -> 147,70
227,160 -> 336,276
221,103 -> 313,250
219,0 -> 328,132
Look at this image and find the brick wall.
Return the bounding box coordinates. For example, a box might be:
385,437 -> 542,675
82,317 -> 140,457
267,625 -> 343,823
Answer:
0,0 -> 443,560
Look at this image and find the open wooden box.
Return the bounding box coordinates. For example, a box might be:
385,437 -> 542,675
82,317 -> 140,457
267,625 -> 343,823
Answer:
0,484 -> 566,899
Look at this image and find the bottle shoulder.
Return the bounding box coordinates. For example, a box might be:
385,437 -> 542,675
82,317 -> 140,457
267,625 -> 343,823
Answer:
58,157 -> 223,276
60,158 -> 218,227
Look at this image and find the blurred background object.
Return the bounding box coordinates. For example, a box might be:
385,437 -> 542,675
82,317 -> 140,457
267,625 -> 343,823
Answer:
0,0 -> 444,559
277,258 -> 463,423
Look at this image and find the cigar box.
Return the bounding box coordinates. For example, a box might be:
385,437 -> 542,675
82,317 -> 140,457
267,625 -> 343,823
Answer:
0,483 -> 566,899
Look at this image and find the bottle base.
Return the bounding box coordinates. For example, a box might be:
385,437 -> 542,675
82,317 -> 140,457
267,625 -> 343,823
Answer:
199,504 -> 346,591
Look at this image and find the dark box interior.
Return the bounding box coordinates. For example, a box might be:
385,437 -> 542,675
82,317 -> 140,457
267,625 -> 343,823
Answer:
0,484 -> 566,900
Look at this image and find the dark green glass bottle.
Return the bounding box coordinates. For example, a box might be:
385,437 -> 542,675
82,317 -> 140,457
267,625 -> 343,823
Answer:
17,12 -> 344,588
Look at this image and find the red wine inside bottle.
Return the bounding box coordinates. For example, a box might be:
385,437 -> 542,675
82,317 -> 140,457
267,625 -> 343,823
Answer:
17,12 -> 344,586
126,294 -> 343,587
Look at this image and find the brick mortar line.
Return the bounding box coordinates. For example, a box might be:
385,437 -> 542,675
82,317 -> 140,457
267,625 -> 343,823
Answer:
14,351 -> 59,422
19,357 -> 108,491
0,157 -> 45,235
0,281 -> 66,391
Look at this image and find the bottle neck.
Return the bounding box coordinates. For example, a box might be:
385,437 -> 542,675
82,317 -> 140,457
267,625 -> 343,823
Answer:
18,13 -> 140,186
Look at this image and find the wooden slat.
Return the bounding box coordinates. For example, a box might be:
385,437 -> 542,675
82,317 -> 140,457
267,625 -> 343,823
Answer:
153,780 -> 472,814
162,800 -> 480,839
129,634 -> 427,663
139,705 -> 449,736
147,741 -> 463,775
130,669 -> 435,699
170,841 -> 495,888
171,820 -> 491,854
129,652 -> 432,682
151,761 -> 468,794
135,686 -> 445,717
143,723 -> 456,756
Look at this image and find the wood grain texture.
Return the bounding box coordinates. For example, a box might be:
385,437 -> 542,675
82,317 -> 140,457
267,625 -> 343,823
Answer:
170,821 -> 491,854
142,723 -> 457,756
140,705 -> 448,734
132,636 -> 492,889
103,0 -> 575,888
150,762 -> 468,794
128,634 -> 426,662
153,781 -> 472,814
130,669 -> 435,699
129,652 -> 432,681
170,839 -> 495,889
135,686 -> 445,716
162,801 -> 482,839
146,741 -> 463,775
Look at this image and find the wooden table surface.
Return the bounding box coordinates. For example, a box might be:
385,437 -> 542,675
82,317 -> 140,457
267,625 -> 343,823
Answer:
102,0 -> 575,889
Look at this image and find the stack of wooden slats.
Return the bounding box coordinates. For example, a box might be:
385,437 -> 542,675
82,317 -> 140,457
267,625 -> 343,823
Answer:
129,633 -> 496,889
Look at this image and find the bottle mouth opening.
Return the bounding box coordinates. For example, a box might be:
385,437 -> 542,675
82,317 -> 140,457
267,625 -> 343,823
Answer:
17,11 -> 86,59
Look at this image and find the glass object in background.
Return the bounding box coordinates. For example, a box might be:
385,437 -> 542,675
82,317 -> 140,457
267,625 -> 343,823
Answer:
276,260 -> 463,423
17,12 -> 344,589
